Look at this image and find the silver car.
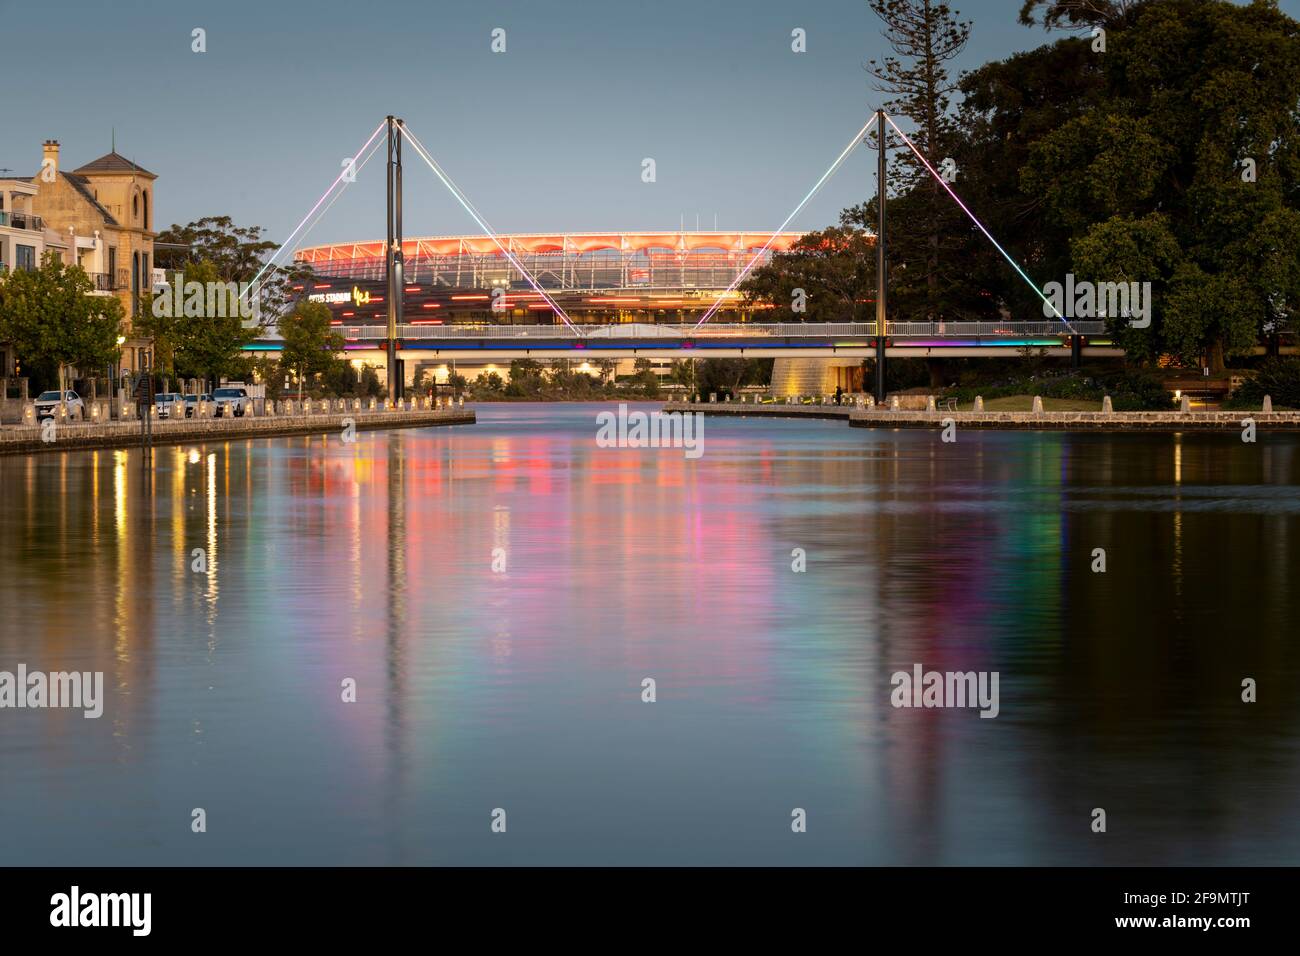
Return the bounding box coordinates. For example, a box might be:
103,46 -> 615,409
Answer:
33,390 -> 85,421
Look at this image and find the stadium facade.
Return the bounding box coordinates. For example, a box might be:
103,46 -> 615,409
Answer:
290,230 -> 874,394
292,230 -> 807,327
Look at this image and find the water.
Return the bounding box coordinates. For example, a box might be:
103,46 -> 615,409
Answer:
1,402 -> 1298,865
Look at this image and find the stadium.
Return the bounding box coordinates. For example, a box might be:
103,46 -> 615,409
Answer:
292,230 -> 808,328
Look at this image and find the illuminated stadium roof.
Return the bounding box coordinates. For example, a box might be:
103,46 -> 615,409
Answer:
295,230 -> 807,263
293,231 -> 817,322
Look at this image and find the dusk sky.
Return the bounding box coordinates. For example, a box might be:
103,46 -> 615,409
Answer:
6,0 -> 1295,251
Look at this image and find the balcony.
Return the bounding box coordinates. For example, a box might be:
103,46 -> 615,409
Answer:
0,211 -> 44,231
86,272 -> 118,292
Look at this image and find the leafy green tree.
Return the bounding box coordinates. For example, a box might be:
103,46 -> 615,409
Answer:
322,361 -> 359,397
1018,0 -> 1142,31
279,300 -> 345,398
0,251 -> 123,399
140,260 -> 260,387
1068,213 -> 1184,361
154,216 -> 277,281
505,358 -> 545,396
741,226 -> 876,321
1016,0 -> 1300,370
153,215 -> 312,332
1231,357 -> 1300,409
695,358 -> 773,398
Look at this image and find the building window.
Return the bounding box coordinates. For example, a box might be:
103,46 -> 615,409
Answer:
108,247 -> 117,284
132,252 -> 139,291
143,192 -> 149,229
16,245 -> 36,270
133,194 -> 139,221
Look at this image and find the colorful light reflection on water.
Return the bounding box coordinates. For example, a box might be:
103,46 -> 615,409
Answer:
0,405 -> 1298,865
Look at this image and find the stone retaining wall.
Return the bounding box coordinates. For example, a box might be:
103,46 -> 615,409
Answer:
661,401 -> 1300,431
0,408 -> 476,456
848,410 -> 1300,430
661,401 -> 853,421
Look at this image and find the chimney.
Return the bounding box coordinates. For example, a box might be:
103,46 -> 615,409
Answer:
42,139 -> 59,177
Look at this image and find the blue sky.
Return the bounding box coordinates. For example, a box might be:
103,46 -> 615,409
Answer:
4,0 -> 1295,250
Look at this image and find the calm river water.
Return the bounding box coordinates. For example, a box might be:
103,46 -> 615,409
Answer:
1,402 -> 1298,865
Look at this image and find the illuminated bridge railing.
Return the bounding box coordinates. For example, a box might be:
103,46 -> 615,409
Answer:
885,321 -> 1104,337
336,321 -> 1102,340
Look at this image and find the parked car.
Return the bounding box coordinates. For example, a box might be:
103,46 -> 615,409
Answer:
33,390 -> 84,421
153,393 -> 185,419
183,393 -> 213,418
213,386 -> 252,418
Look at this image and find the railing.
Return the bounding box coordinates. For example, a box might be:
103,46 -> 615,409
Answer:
334,321 -> 1103,340
86,272 -> 117,291
0,211 -> 44,231
884,321 -> 1104,337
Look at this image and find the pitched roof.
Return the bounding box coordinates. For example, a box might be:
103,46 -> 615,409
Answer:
63,173 -> 119,226
71,152 -> 155,177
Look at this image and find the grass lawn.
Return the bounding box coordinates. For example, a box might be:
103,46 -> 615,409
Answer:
972,395 -> 1103,412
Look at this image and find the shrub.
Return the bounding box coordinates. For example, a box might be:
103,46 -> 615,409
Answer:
1231,358 -> 1300,409
1104,369 -> 1175,411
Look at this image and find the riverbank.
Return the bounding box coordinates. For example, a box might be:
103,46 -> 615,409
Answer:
662,401 -> 1300,431
0,407 -> 476,456
660,401 -> 853,421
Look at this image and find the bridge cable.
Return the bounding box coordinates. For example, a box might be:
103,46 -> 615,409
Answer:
881,112 -> 1078,335
399,123 -> 584,336
691,112 -> 879,330
241,120 -> 388,307
292,134 -> 386,255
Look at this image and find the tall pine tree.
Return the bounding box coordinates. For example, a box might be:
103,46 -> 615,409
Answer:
863,0 -> 971,322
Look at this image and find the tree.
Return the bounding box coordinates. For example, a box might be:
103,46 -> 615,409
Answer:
866,0 -> 971,321
1018,0 -> 1142,31
1017,0 -> 1300,370
278,301 -> 344,398
0,251 -> 123,402
741,226 -> 876,321
136,259 -> 260,387
153,215 -> 311,334
695,358 -> 773,398
154,216 -> 277,281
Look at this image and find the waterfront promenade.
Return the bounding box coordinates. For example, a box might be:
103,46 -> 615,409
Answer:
0,403 -> 475,455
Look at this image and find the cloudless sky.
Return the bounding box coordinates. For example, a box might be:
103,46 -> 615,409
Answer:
4,0 -> 1295,251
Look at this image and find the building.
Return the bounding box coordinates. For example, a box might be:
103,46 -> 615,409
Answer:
0,177 -> 113,377
27,140 -> 158,373
292,230 -> 813,386
293,231 -> 807,327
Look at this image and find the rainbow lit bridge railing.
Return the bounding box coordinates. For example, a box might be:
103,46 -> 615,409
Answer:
333,321 -> 1107,340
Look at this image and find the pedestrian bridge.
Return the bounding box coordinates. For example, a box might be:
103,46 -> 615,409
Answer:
249,321 -> 1117,360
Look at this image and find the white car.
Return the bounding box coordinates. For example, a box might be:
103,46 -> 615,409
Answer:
33,390 -> 84,421
153,393 -> 185,419
213,386 -> 252,418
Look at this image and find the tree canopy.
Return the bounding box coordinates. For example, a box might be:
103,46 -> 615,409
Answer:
0,251 -> 123,384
